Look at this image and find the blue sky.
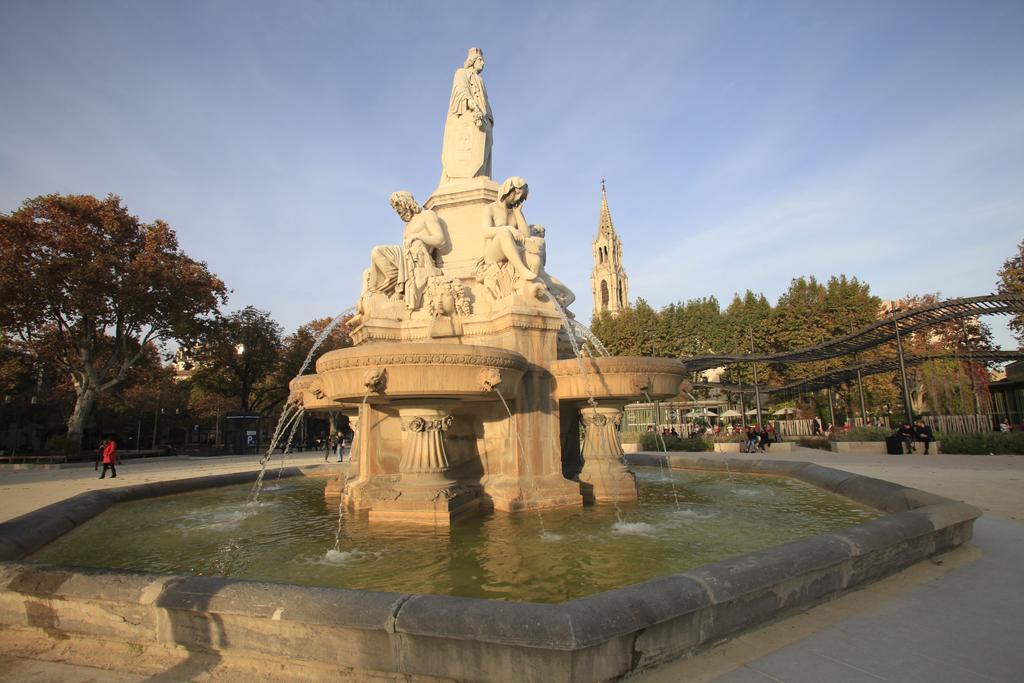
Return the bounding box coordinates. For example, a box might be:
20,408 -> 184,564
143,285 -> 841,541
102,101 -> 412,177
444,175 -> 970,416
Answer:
1,1 -> 1021,348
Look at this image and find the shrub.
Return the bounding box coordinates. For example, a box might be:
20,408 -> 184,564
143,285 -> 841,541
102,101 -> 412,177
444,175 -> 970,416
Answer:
796,436 -> 832,451
43,434 -> 80,455
830,427 -> 890,442
639,432 -> 712,452
936,432 -> 1024,455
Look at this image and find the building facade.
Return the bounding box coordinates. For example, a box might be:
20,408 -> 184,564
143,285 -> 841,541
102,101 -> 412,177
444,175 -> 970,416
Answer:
591,183 -> 629,318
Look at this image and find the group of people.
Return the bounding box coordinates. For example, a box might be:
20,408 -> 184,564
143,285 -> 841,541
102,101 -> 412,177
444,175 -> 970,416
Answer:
742,424 -> 776,453
894,420 -> 935,454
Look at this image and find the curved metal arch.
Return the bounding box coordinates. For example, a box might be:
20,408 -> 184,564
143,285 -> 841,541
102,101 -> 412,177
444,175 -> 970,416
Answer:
680,293 -> 1024,373
707,350 -> 1024,398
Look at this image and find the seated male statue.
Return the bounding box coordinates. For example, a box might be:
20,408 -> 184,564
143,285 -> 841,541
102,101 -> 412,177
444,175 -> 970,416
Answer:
367,191 -> 448,311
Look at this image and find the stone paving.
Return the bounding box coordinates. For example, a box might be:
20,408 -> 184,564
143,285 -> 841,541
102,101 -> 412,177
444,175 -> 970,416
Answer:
0,447 -> 1021,682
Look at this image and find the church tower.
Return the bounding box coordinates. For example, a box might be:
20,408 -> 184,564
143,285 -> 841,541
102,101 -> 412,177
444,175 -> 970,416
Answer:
591,181 -> 629,318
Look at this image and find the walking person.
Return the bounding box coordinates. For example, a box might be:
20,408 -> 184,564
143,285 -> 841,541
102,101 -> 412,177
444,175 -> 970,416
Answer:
99,437 -> 118,479
95,439 -> 106,471
338,426 -> 354,463
811,416 -> 823,436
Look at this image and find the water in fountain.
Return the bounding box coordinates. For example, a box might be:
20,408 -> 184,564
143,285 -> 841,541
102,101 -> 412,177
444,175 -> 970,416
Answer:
642,390 -> 681,509
570,319 -> 611,357
251,306 -> 356,502
326,388 -> 371,555
273,403 -> 307,486
252,404 -> 305,503
543,287 -> 599,411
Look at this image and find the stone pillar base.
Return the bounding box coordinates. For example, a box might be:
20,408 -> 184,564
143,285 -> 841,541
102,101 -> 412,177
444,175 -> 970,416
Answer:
484,473 -> 583,512
367,482 -> 480,526
578,406 -> 638,504
579,462 -> 638,504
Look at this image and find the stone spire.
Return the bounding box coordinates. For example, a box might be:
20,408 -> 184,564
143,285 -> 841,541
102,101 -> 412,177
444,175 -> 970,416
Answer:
591,180 -> 629,318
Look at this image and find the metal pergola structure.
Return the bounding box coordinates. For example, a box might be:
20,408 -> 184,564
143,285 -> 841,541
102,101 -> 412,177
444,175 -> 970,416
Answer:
707,350 -> 1024,398
680,294 -> 1024,372
676,293 -> 1024,424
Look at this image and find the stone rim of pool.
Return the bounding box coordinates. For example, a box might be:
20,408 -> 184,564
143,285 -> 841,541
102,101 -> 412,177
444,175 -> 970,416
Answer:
0,454 -> 981,682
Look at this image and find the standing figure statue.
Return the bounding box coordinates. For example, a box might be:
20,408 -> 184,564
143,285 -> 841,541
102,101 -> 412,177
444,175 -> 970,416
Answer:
440,47 -> 493,184
366,191 -> 448,311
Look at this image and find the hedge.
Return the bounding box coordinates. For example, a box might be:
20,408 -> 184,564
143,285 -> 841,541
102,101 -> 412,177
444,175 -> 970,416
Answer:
937,432 -> 1024,455
639,432 -> 712,452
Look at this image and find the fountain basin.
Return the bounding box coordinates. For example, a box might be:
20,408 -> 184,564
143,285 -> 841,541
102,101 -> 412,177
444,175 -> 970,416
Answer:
0,458 -> 980,681
548,356 -> 686,403
316,342 -> 529,404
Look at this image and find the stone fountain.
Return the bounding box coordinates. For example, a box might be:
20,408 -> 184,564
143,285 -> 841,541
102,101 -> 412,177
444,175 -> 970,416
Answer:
293,47 -> 687,524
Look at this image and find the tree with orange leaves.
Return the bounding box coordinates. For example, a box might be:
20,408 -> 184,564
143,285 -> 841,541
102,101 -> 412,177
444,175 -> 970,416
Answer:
0,194 -> 228,447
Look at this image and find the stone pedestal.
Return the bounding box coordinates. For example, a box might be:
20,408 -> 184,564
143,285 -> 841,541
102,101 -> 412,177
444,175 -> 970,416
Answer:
367,406 -> 478,525
578,406 -> 637,504
425,177 -> 500,277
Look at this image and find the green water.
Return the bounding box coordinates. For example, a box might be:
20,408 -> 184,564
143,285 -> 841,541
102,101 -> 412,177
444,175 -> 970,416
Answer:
30,467 -> 878,603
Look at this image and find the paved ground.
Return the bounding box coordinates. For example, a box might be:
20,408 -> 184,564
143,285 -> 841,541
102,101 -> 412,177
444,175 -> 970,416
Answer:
0,448 -> 1021,681
0,451 -> 340,524
633,448 -> 1024,682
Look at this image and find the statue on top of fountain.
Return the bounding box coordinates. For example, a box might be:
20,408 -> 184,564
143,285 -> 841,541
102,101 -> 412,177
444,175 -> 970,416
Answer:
440,47 -> 493,184
362,191 -> 447,312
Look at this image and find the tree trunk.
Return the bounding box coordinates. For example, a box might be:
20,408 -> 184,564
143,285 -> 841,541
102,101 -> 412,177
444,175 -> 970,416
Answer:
67,386 -> 98,449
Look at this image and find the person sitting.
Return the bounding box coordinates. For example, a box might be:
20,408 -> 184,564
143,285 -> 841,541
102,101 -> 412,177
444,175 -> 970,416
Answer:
896,422 -> 915,454
914,420 -> 935,455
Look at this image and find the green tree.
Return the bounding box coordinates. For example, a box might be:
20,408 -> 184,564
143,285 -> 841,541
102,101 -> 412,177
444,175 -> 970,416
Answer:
187,307 -> 284,415
0,194 -> 227,446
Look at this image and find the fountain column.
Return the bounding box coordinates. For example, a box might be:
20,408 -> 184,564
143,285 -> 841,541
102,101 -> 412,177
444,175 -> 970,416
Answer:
367,404 -> 478,525
398,407 -> 455,483
578,406 -> 638,504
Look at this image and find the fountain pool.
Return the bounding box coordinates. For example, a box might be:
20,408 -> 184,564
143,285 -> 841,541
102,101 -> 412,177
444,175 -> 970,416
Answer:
30,467 -> 878,603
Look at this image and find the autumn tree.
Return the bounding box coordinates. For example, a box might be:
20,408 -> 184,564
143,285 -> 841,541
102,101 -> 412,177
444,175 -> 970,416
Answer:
0,194 -> 227,447
186,306 -> 284,415
997,238 -> 1024,346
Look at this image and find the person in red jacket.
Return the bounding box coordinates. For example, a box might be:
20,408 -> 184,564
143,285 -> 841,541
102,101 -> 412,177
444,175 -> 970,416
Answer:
99,437 -> 117,479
